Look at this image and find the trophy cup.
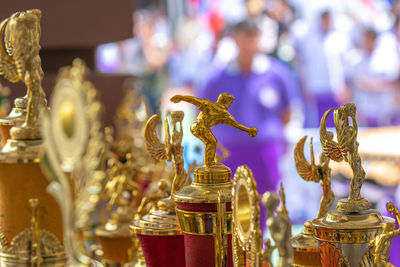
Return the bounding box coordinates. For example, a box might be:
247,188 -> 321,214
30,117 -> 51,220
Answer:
95,153 -> 141,266
0,9 -> 65,264
291,136 -> 335,266
41,58 -> 107,266
232,165 -> 293,267
131,111 -> 189,267
170,93 -> 257,267
311,104 -> 394,266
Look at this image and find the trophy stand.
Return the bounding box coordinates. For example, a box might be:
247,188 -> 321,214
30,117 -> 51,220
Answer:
170,93 -> 257,267
0,9 -> 65,265
311,104 -> 394,267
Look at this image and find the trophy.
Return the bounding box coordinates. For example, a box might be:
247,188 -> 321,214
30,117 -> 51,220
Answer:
232,165 -> 293,267
291,135 -> 335,266
311,104 -> 394,266
0,10 -> 64,265
170,93 -> 257,267
95,152 -> 141,266
131,111 -> 189,267
41,58 -> 107,266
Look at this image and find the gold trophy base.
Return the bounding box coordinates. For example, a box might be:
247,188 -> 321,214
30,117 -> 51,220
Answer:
96,223 -> 135,266
291,221 -> 320,267
0,138 -> 42,162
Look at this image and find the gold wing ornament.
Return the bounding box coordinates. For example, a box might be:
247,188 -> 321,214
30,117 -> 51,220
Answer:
41,59 -> 106,266
294,136 -> 318,182
144,114 -> 170,161
0,18 -> 19,83
144,111 -> 190,195
320,108 -> 348,162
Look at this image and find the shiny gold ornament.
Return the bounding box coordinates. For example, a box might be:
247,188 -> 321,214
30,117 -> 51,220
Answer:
114,80 -> 151,156
291,135 -> 335,267
170,93 -> 257,167
41,58 -> 107,266
232,165 -> 262,267
0,9 -> 47,151
294,136 -> 334,218
366,202 -> 400,267
312,104 -> 394,267
320,104 -> 368,212
95,152 -> 141,265
0,198 -> 65,266
171,93 -> 257,267
131,111 -> 187,267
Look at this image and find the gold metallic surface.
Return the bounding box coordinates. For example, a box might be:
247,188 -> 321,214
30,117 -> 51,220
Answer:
41,59 -> 107,266
367,202 -> 400,267
320,104 -> 369,212
144,111 -> 190,195
0,199 -> 65,266
170,93 -> 257,167
0,9 -> 47,141
232,165 -> 262,267
294,136 -> 334,218
170,93 -> 258,267
131,111 -> 187,237
311,103 -> 396,267
262,190 -> 293,267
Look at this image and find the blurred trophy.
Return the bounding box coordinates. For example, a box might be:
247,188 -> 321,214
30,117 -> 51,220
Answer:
41,58 -> 107,266
131,111 -> 189,267
232,165 -> 293,267
0,9 -> 65,265
311,104 -> 394,266
170,93 -> 257,267
291,135 -> 335,266
95,152 -> 141,265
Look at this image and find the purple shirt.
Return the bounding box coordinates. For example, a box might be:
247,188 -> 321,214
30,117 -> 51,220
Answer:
201,54 -> 291,145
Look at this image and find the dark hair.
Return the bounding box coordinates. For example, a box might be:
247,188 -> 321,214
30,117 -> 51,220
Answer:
232,19 -> 260,34
363,27 -> 377,40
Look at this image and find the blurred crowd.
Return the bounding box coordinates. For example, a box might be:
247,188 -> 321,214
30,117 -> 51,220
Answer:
96,0 -> 400,224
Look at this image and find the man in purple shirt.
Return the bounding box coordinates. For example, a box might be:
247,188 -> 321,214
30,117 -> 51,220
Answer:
202,19 -> 293,229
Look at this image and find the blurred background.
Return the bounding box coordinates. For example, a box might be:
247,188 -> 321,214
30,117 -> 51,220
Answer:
2,0 -> 400,264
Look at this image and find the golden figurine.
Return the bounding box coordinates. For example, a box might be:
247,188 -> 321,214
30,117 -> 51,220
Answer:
102,153 -> 141,226
41,59 -> 107,266
0,9 -> 47,141
366,202 -> 400,267
320,104 -> 369,212
294,136 -> 334,218
145,111 -> 191,195
292,135 -> 334,267
312,103 -> 394,267
262,191 -> 293,267
114,79 -> 151,156
171,93 -> 257,166
171,93 -> 258,267
131,111 -> 188,266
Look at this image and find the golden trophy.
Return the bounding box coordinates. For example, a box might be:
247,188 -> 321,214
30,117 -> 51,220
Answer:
0,9 -> 65,265
311,104 -> 395,266
95,152 -> 141,266
232,165 -> 293,267
170,93 -> 257,267
291,135 -> 335,266
131,111 -> 189,267
41,58 -> 107,266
